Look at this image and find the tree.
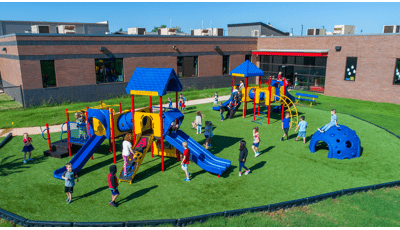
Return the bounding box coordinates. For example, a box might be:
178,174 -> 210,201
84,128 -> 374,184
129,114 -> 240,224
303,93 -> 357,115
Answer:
151,25 -> 167,32
119,28 -> 123,31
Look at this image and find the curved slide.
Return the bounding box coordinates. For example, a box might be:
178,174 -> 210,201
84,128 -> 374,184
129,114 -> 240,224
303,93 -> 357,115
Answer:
164,130 -> 231,176
212,98 -> 232,111
54,135 -> 106,180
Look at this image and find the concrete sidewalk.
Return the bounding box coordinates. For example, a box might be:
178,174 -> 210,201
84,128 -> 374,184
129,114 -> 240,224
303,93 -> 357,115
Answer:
0,95 -> 230,137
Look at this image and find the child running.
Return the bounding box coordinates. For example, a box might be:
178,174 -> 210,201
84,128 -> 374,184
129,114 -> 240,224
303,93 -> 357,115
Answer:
122,133 -> 134,177
238,140 -> 251,177
204,121 -> 213,149
219,102 -> 225,121
168,97 -> 173,109
108,165 -> 119,207
280,112 -> 291,141
62,163 -> 78,204
214,92 -> 219,105
22,133 -> 34,164
191,111 -> 202,134
318,109 -> 339,133
295,116 -> 307,144
252,127 -> 260,157
181,142 -> 191,182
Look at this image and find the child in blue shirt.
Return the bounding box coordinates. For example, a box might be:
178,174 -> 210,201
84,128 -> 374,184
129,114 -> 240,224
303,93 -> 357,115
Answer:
280,112 -> 291,141
168,97 -> 172,109
295,116 -> 307,144
318,109 -> 339,133
214,92 -> 219,105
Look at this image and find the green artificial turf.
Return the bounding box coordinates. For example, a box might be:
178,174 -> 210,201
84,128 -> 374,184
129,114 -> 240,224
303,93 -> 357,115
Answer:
0,100 -> 399,223
0,86 -> 232,129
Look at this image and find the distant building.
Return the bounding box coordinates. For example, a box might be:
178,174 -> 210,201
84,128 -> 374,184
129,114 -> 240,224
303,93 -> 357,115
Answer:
227,22 -> 289,37
191,28 -> 223,36
127,27 -> 146,35
307,28 -> 326,36
383,25 -> 400,33
0,20 -> 109,35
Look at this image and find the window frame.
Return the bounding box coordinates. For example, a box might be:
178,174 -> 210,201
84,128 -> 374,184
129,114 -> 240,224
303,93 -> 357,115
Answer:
95,58 -> 124,84
393,58 -> 400,85
40,60 -> 57,88
223,55 -> 230,75
344,57 -> 357,81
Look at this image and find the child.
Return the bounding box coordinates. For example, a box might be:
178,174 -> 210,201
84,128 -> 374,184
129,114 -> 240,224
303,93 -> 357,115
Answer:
280,112 -> 291,141
238,140 -> 251,177
168,97 -> 173,109
318,109 -> 339,133
179,97 -> 186,114
122,133 -> 134,177
219,102 -> 225,121
108,165 -> 119,207
76,112 -> 86,139
62,163 -> 78,204
204,121 -> 213,149
252,127 -> 260,157
214,92 -> 219,105
181,142 -> 191,182
22,133 -> 34,164
169,118 -> 179,134
239,80 -> 245,90
191,111 -> 202,134
295,116 -> 307,144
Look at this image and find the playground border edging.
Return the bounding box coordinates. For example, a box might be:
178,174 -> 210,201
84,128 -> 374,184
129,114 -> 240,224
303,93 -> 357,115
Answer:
1,111 -> 400,227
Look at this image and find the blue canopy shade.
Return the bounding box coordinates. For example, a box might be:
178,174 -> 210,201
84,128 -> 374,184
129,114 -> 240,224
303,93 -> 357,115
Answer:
126,68 -> 183,96
230,60 -> 264,77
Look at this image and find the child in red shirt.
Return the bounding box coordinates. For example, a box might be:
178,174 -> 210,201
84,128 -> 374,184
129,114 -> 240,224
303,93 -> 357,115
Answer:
22,133 -> 34,164
108,165 -> 119,207
181,142 -> 191,182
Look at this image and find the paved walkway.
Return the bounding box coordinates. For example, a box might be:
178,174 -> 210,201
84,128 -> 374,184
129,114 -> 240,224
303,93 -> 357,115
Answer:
0,95 -> 230,137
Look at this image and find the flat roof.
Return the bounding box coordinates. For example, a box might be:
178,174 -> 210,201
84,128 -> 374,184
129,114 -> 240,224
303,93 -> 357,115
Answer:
0,19 -> 108,25
227,22 -> 289,35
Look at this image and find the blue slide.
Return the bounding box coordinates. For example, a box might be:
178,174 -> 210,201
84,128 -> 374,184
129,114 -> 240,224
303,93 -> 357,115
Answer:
212,98 -> 232,111
164,130 -> 231,176
54,135 -> 106,180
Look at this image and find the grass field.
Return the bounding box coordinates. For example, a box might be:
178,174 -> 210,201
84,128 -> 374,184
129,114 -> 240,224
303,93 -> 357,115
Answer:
0,94 -> 22,111
0,98 -> 399,223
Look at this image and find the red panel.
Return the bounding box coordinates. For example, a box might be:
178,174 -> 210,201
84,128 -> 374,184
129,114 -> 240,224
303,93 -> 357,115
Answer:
310,86 -> 324,92
252,52 -> 328,57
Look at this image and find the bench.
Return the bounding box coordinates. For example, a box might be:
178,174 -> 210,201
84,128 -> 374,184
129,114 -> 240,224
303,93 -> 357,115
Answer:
295,93 -> 318,106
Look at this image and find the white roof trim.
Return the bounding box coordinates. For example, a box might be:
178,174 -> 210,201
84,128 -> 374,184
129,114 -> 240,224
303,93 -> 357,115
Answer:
253,49 -> 329,53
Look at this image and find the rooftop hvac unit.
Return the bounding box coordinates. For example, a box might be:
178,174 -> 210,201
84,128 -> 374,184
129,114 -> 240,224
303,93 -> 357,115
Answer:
383,25 -> 400,33
307,28 -> 326,35
31,25 -> 50,34
333,25 -> 355,35
127,27 -> 146,35
57,25 -> 76,34
251,30 -> 259,37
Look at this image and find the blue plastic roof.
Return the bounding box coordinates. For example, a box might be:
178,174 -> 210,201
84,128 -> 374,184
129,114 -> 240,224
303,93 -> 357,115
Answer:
126,68 -> 183,96
230,60 -> 264,77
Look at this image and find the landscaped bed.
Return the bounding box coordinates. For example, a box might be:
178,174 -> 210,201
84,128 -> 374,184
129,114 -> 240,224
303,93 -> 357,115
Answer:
0,100 -> 399,222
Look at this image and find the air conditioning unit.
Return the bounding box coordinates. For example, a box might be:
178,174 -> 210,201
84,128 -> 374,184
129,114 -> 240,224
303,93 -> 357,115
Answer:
57,25 -> 76,34
307,28 -> 326,35
383,25 -> 400,33
251,30 -> 260,37
31,25 -> 50,34
127,27 -> 146,35
333,25 -> 355,35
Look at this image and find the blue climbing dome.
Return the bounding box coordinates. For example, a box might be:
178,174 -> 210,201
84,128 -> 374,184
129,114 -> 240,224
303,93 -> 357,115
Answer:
309,125 -> 361,160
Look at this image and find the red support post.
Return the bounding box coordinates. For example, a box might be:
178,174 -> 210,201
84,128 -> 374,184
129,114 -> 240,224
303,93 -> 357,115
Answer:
268,76 -> 272,125
100,101 -> 103,109
160,96 -> 164,172
86,107 -> 93,160
131,95 -> 135,145
46,123 -> 51,154
175,91 -> 178,109
243,78 -> 248,118
149,96 -> 152,112
253,88 -> 256,121
151,142 -> 154,158
281,82 -> 286,121
110,109 -> 116,164
232,76 -> 235,89
66,109 -> 72,157
258,75 -> 261,116
119,103 -> 122,114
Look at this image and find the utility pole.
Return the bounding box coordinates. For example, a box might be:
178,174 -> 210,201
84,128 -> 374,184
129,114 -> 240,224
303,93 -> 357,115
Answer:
301,25 -> 303,36
291,28 -> 293,36
170,19 -> 172,28
211,21 -> 212,36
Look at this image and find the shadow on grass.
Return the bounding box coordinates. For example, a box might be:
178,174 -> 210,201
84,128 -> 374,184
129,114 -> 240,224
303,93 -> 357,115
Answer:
79,155 -> 115,177
250,160 -> 266,172
259,146 -> 275,155
206,135 -> 242,156
118,185 -> 158,205
134,158 -> 177,183
74,185 -> 109,201
0,155 -> 47,176
221,165 -> 237,178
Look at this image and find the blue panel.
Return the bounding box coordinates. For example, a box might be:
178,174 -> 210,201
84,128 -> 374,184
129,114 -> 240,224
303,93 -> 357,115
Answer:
87,109 -> 110,139
117,112 -> 133,132
163,109 -> 185,136
295,93 -> 319,98
212,98 -> 232,111
230,60 -> 264,77
125,67 -> 183,96
248,88 -> 265,101
54,135 -> 106,179
164,130 -> 231,176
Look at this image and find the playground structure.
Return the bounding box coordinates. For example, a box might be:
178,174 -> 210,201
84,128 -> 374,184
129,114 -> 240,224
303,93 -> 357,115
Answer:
213,60 -> 298,127
309,125 -> 361,160
52,67 -> 231,183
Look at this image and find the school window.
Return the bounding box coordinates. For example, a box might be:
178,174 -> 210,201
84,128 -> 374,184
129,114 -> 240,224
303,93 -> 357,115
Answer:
177,56 -> 198,77
40,60 -> 57,88
95,58 -> 124,84
393,59 -> 400,85
223,55 -> 230,75
344,57 -> 357,81
245,55 -> 251,62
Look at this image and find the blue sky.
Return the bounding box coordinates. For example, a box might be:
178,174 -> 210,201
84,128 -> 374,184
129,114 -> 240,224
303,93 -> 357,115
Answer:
1,2 -> 400,35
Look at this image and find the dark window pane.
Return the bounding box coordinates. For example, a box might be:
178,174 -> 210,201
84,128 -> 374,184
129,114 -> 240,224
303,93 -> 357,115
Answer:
178,56 -> 198,77
223,55 -> 230,75
315,57 -> 327,66
95,58 -> 124,84
344,57 -> 357,81
273,56 -> 282,64
394,59 -> 400,85
304,57 -> 315,66
287,56 -> 295,64
295,57 -> 304,65
282,56 -> 288,64
41,60 -> 56,88
310,67 -> 326,76
245,55 -> 251,61
294,66 -> 310,75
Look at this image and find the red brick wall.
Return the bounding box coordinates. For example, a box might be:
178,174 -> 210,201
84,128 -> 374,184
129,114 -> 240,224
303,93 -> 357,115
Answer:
123,56 -> 177,82
257,35 -> 400,104
0,58 -> 23,86
198,55 -> 223,77
19,60 -> 42,89
54,59 -> 96,87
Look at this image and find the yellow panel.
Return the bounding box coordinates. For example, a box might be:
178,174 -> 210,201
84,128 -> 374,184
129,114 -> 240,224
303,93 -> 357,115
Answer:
130,90 -> 159,96
134,112 -> 161,137
232,73 -> 246,77
92,117 -> 107,136
152,141 -> 178,158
